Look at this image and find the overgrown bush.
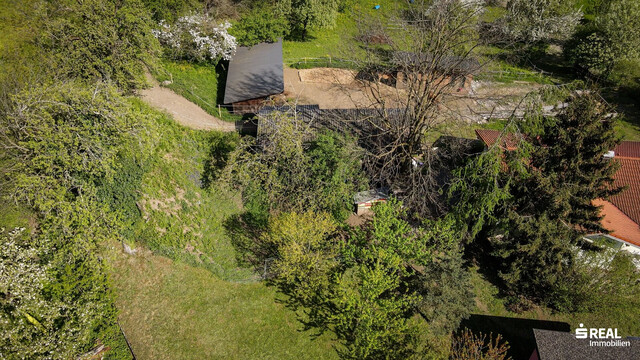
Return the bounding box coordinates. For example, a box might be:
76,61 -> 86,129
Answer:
222,111 -> 367,222
554,249 -> 640,313
569,32 -> 615,77
450,329 -> 511,360
497,0 -> 582,44
564,0 -> 640,81
43,0 -> 159,91
0,81 -> 154,358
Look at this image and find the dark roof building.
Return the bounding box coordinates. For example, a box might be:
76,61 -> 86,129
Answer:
531,329 -> 640,360
223,39 -> 284,105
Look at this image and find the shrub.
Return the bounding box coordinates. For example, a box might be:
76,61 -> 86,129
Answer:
450,329 -> 511,360
498,0 -> 582,43
230,6 -> 289,46
223,112 -> 367,221
569,32 -> 616,77
43,0 -> 159,91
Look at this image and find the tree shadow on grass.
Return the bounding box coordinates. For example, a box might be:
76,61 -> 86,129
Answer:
223,209 -> 334,340
223,210 -> 273,269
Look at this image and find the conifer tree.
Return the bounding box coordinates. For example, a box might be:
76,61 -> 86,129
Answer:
528,93 -> 621,233
475,93 -> 621,307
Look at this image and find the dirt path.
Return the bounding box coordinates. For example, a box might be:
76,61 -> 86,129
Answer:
140,73 -> 235,132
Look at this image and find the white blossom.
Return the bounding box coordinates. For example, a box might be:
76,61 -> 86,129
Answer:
152,14 -> 237,62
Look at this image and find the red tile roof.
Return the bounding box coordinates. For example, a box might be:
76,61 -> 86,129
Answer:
594,199 -> 640,247
610,157 -> 640,225
475,129 -> 519,150
613,141 -> 640,158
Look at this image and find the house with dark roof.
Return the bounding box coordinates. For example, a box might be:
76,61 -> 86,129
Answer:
475,129 -> 640,253
223,39 -> 284,113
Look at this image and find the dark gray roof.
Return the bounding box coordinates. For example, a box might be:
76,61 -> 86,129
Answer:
534,329 -> 640,360
223,39 -> 284,104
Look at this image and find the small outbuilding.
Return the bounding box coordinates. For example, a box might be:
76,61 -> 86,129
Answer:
390,51 -> 480,95
354,188 -> 389,215
223,39 -> 284,113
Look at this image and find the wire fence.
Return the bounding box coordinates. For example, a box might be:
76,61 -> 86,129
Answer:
283,56 -> 555,83
284,57 -> 359,69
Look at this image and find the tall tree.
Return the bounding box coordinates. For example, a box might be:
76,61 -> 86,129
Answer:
350,0 -> 485,217
264,201 -> 473,358
528,93 -> 621,233
277,0 -> 339,40
490,93 -> 621,307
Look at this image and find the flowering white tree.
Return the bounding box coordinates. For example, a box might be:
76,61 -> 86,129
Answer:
0,227 -> 55,357
152,14 -> 237,62
499,0 -> 582,43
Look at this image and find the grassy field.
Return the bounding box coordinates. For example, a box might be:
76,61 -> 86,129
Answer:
101,105 -> 339,358
106,246 -> 338,360
127,106 -> 255,281
282,0 -> 403,63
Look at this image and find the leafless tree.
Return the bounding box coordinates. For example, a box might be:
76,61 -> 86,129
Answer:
344,0 -> 488,217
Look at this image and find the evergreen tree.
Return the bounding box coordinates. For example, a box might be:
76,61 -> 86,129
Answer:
528,93 -> 621,233
493,93 -> 621,306
455,93 -> 622,307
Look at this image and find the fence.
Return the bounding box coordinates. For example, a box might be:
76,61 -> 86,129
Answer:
284,57 -> 358,69
118,322 -> 137,360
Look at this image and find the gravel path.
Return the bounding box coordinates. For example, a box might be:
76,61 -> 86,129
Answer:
140,73 -> 235,132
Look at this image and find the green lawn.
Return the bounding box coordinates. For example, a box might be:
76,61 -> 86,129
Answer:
469,266 -> 640,338
282,0 -> 406,67
107,247 -> 338,360
153,60 -> 240,122
616,118 -> 640,141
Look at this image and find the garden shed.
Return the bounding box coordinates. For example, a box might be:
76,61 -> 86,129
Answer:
223,39 -> 284,113
353,188 -> 389,215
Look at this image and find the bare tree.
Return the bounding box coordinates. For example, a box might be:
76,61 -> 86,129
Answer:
346,0 -> 487,217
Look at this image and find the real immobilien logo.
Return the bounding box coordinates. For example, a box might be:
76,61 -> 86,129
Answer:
576,324 -> 632,347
